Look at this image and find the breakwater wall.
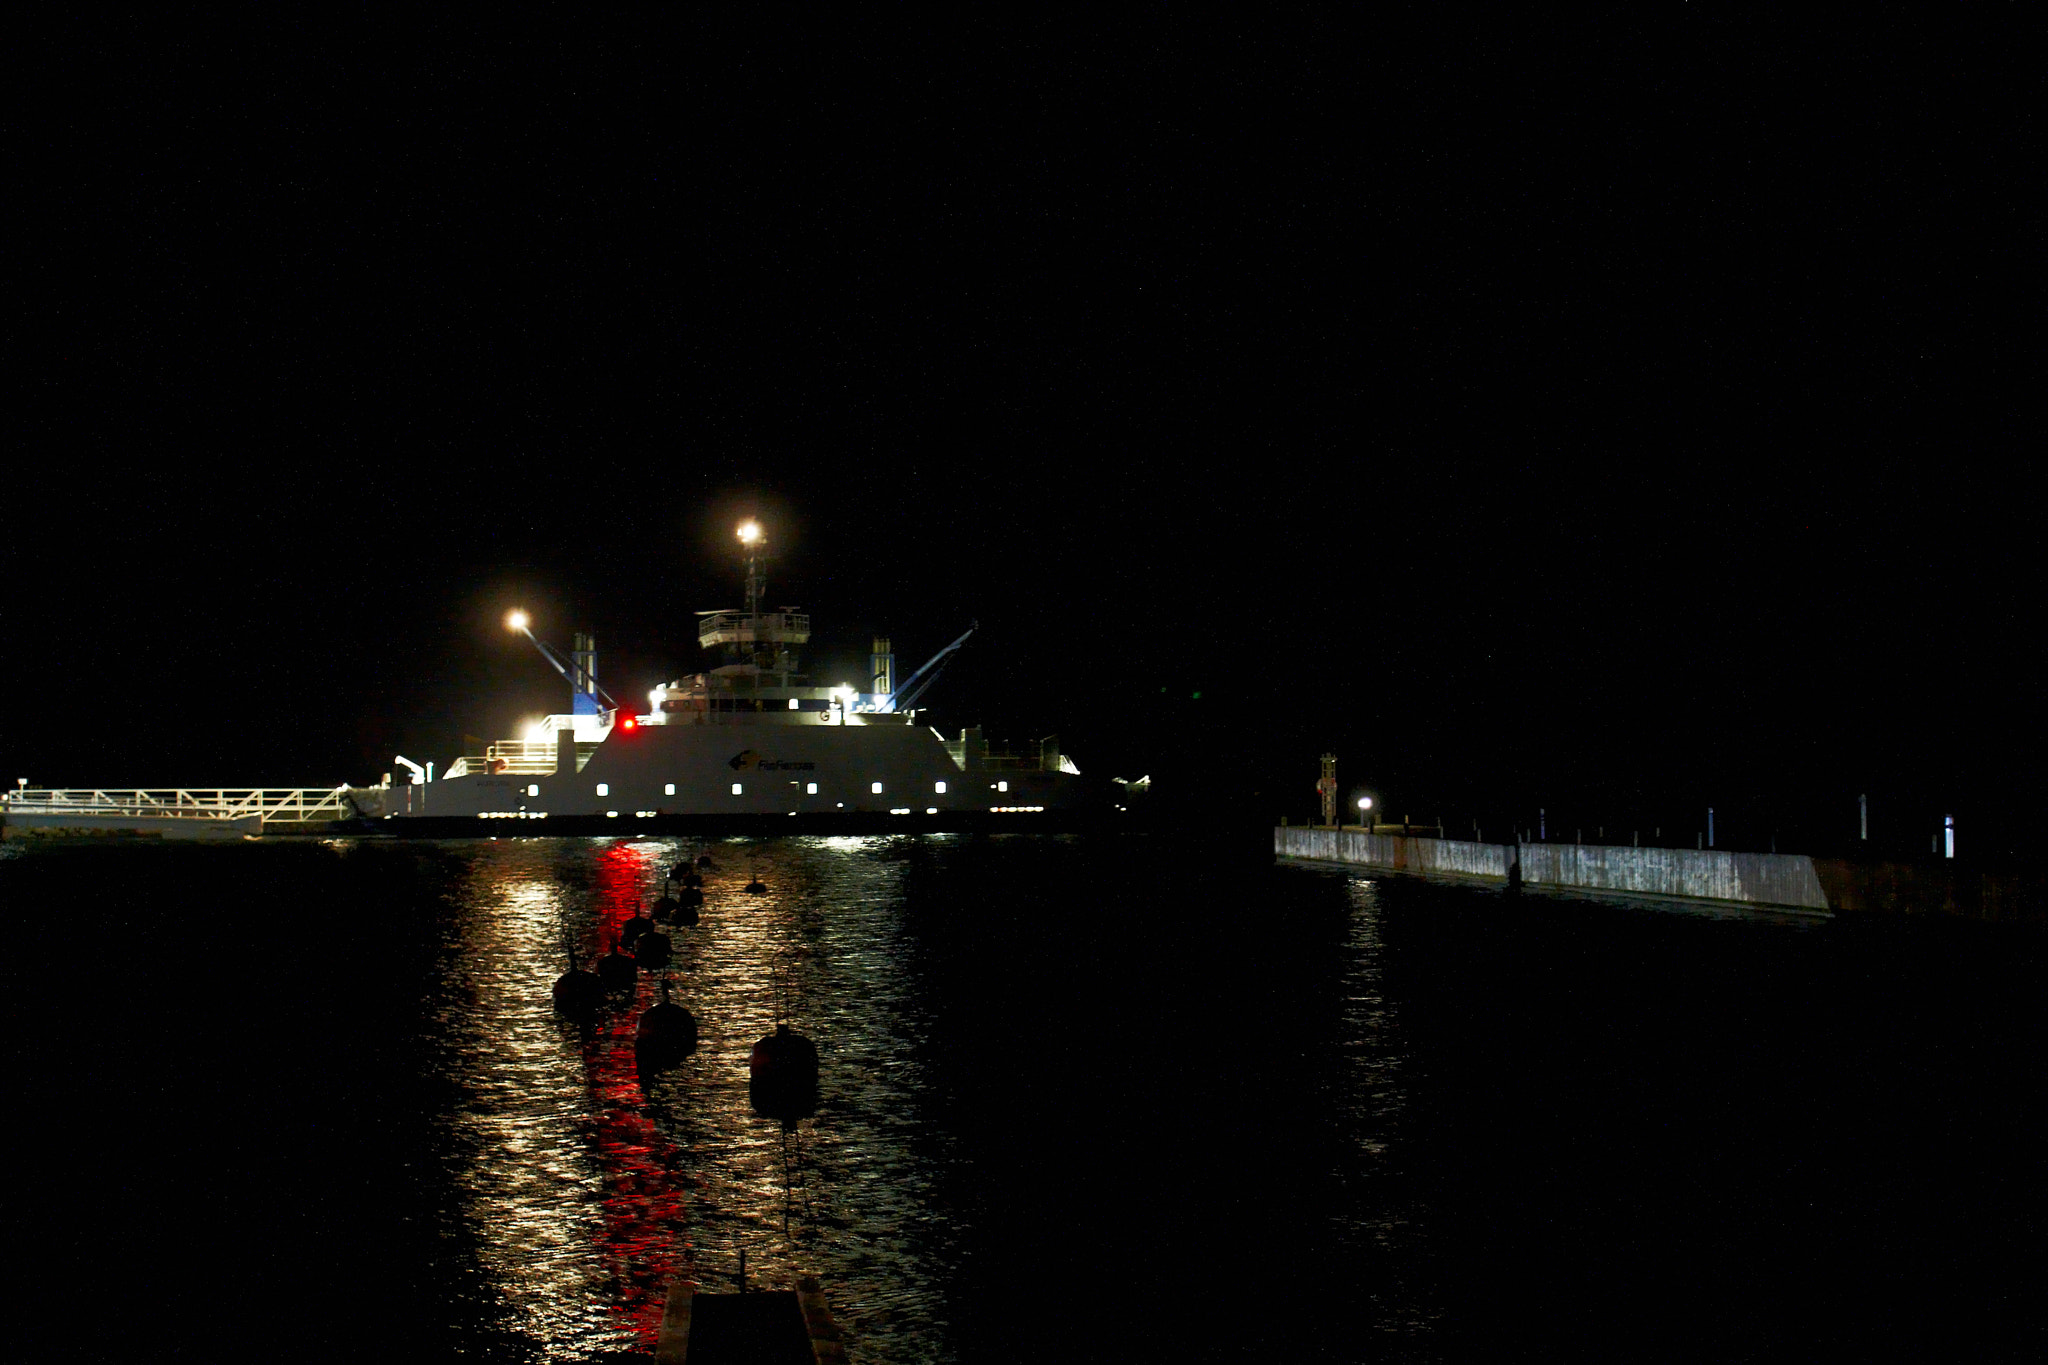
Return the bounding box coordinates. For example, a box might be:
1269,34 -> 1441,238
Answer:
1275,827 -> 1831,912
1811,857 -> 2045,923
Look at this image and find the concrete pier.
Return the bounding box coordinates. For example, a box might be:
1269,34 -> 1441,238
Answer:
0,811 -> 264,840
656,1275 -> 847,1363
1276,826 -> 1832,912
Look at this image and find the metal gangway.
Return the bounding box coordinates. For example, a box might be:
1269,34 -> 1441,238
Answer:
2,786 -> 379,829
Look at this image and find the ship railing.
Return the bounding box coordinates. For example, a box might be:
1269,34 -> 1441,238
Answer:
443,741 -> 559,779
488,740 -> 558,762
696,611 -> 812,648
444,757 -> 557,778
0,787 -> 368,826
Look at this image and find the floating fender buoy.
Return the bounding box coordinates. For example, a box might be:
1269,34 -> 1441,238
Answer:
633,929 -> 673,970
621,911 -> 656,947
670,862 -> 693,881
697,853 -> 714,869
749,1023 -> 819,1119
652,893 -> 681,925
744,877 -> 768,895
674,897 -> 700,928
750,1023 -> 818,1081
680,870 -> 704,890
596,936 -> 637,992
552,943 -> 605,1015
635,978 -> 697,1069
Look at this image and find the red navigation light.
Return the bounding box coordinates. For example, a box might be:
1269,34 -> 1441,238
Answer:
621,715 -> 637,730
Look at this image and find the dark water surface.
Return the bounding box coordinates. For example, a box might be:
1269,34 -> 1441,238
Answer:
4,833 -> 2043,1361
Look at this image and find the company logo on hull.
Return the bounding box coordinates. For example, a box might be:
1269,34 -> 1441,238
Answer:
728,749 -> 816,772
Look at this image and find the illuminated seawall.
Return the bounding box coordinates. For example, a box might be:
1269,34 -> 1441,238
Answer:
1275,827 -> 1832,913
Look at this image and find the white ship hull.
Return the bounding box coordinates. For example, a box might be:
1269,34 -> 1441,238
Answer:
387,718 -> 1110,832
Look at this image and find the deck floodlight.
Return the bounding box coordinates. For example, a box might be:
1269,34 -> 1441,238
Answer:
737,521 -> 762,545
506,609 -> 531,633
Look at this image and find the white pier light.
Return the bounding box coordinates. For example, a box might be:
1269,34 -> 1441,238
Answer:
506,609 -> 531,633
737,520 -> 762,545
1358,796 -> 1373,831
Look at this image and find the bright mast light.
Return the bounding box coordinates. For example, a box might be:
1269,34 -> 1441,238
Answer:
506,609 -> 531,633
737,520 -> 762,545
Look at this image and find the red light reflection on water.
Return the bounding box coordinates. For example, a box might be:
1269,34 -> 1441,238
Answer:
580,840 -> 693,1347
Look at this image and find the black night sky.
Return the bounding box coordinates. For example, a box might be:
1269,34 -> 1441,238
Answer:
8,14 -> 2038,855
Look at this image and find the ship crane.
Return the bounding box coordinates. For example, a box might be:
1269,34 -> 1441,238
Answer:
884,622 -> 978,713
505,611 -> 622,713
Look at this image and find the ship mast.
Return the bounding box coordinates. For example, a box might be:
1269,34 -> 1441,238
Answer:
697,521 -> 811,693
740,519 -> 765,639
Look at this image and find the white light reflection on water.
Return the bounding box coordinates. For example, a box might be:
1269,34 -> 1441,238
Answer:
436,853 -> 622,1358
1338,875 -> 1439,1344
434,835 -> 961,1362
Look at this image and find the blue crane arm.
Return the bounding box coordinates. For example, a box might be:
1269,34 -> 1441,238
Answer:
521,631 -> 622,712
887,622 -> 978,712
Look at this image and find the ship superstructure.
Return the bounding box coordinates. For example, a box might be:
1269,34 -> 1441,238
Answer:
387,522 -> 1115,832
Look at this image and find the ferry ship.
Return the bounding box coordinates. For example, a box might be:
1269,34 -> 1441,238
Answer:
385,522 -> 1135,834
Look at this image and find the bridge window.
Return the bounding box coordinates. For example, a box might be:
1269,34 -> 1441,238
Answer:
596,783 -> 609,797
665,783 -> 676,795
731,783 -> 743,796
935,781 -> 947,794
871,781 -> 883,794
807,782 -> 818,795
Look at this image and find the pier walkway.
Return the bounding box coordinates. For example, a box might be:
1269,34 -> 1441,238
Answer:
2,786 -> 377,837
